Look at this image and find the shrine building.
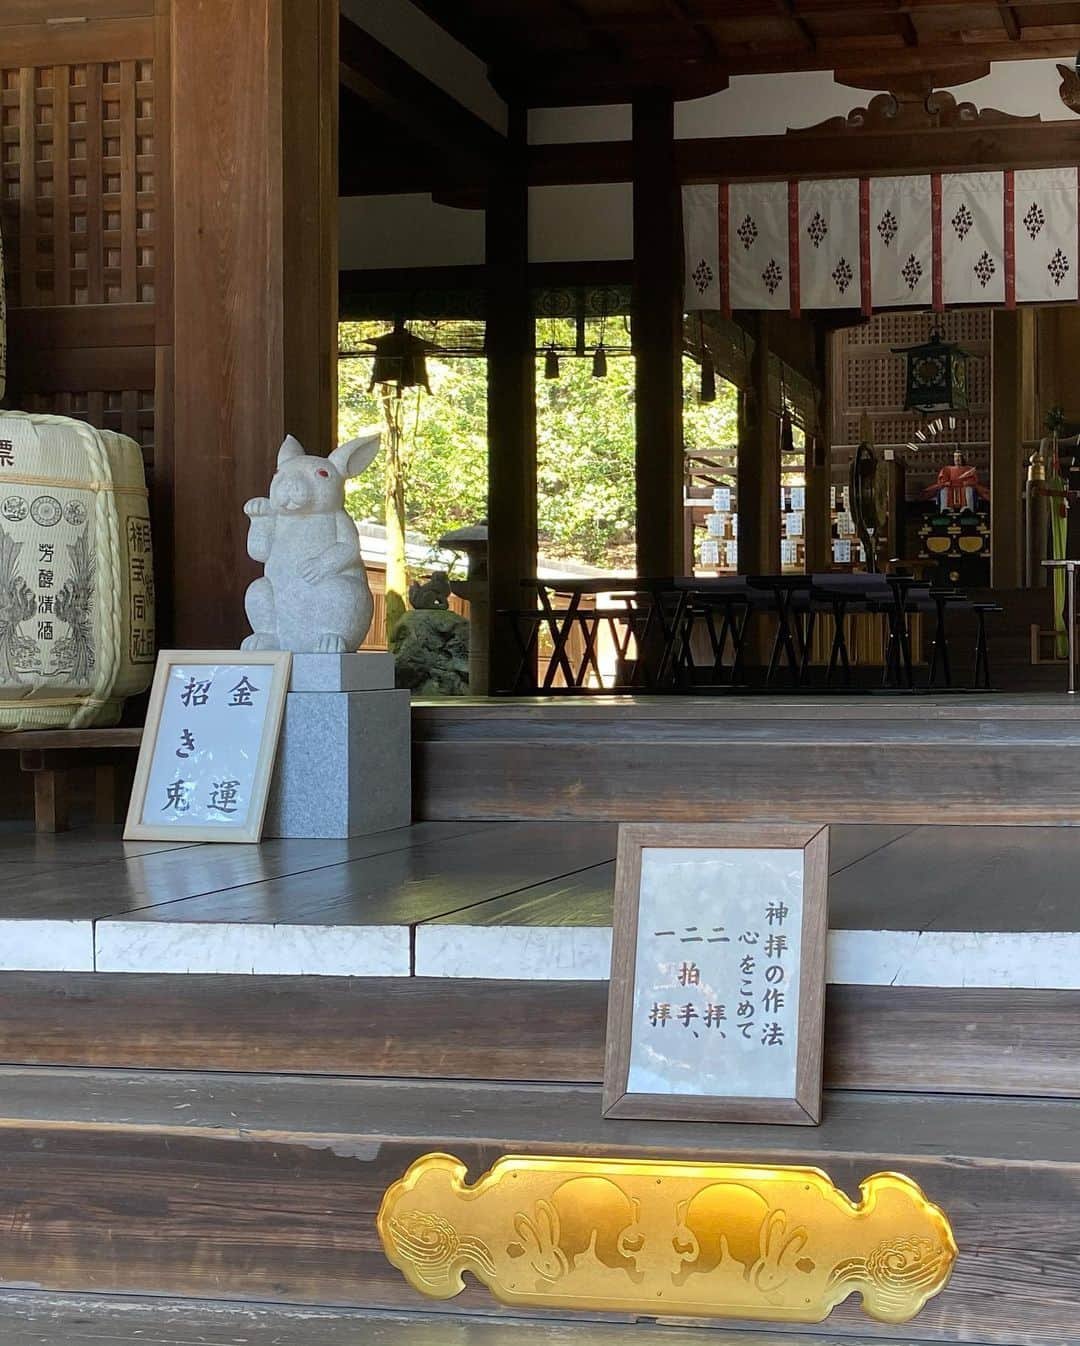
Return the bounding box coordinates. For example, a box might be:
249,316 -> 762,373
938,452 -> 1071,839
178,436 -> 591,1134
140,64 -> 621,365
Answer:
0,3 -> 1077,1344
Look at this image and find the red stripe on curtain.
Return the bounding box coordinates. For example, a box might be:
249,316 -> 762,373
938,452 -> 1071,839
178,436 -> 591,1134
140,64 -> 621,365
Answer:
859,178 -> 872,316
788,180 -> 801,317
931,173 -> 944,311
719,182 -> 731,318
1004,169 -> 1016,309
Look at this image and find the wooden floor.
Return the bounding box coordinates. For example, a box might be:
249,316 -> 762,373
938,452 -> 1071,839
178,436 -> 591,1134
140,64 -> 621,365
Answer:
0,1292 -> 906,1345
413,693 -> 1080,825
2,817 -> 1079,985
0,1070 -> 1073,1344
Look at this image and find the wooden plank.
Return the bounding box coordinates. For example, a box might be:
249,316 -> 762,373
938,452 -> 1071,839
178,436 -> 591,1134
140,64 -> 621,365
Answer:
632,92 -> 683,578
0,3 -> 154,25
0,1073 -> 1073,1342
0,821 -> 501,920
6,343 -> 156,391
0,1291 -> 902,1346
96,822 -> 617,927
527,121 -> 1080,187
411,699 -> 1080,824
2,726 -> 142,750
0,975 -> 1074,1099
338,17 -> 503,175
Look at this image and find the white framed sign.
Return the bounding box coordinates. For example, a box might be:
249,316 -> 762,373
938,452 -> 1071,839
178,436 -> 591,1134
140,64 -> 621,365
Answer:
603,823 -> 829,1126
124,650 -> 291,843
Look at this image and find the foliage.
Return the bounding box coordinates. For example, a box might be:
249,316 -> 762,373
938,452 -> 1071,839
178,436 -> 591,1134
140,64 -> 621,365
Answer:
338,319 -> 739,573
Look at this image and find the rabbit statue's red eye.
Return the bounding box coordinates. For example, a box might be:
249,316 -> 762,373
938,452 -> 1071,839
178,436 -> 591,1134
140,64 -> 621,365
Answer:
317,468 -> 329,478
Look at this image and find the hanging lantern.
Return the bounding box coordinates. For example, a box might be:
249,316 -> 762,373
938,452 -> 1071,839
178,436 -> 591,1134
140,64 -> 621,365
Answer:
544,344 -> 561,379
699,349 -> 716,403
592,343 -> 608,378
892,332 -> 970,415
361,319 -> 439,394
779,408 -> 795,455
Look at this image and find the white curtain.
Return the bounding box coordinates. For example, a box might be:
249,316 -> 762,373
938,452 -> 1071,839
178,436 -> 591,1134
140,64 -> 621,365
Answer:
728,181 -> 790,311
1014,167 -> 1078,304
868,175 -> 933,309
685,166 -> 1079,314
797,178 -> 861,309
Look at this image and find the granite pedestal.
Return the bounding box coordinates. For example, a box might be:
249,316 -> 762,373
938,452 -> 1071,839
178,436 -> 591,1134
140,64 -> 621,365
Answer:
264,653 -> 410,838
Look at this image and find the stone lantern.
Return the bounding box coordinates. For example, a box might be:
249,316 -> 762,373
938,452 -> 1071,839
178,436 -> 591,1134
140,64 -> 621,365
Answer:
439,522 -> 489,695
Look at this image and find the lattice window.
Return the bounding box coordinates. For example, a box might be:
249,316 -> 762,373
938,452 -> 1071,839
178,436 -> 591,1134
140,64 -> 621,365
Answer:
0,58 -> 155,307
19,388 -> 155,473
834,309 -> 991,450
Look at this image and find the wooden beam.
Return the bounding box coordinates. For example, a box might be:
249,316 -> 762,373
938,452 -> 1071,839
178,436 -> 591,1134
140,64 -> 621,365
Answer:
486,109 -> 536,694
528,119 -> 1080,186
772,0 -> 817,50
508,33 -> 1079,105
632,92 -> 684,579
171,0 -> 338,648
338,15 -> 503,183
999,2 -> 1023,39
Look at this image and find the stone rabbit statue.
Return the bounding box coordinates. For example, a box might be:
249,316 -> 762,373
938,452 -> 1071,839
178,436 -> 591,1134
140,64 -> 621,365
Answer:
241,431 -> 381,653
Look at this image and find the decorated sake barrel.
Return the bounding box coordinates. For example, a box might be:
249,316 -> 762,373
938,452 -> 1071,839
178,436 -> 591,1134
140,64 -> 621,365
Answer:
0,411 -> 155,729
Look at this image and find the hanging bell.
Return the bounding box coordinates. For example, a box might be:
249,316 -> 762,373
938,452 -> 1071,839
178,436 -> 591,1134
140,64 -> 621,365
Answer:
699,350 -> 716,404
544,344 -> 561,380
592,343 -> 608,378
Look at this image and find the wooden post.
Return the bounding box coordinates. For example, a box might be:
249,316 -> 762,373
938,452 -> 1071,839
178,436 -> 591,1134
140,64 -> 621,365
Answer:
804,326 -> 832,575
170,0 -> 338,647
738,313 -> 780,576
991,310 -> 1024,590
486,106 -> 536,693
632,92 -> 684,579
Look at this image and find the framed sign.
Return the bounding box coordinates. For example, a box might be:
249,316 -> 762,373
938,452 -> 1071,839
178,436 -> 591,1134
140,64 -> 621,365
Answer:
604,823 -> 829,1125
124,650 -> 291,844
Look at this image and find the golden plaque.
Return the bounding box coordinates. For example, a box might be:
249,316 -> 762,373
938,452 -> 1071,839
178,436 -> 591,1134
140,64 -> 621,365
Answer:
378,1154 -> 956,1325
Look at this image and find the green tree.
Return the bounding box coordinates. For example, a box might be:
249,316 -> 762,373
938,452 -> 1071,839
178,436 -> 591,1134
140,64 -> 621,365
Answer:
338,319 -> 739,576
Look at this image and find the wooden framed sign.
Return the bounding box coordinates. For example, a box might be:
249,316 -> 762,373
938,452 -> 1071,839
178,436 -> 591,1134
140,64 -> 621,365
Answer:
604,823 -> 829,1125
124,650 -> 291,844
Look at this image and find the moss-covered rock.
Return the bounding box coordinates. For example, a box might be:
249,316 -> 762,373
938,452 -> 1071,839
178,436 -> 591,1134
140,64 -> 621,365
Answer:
390,608 -> 469,696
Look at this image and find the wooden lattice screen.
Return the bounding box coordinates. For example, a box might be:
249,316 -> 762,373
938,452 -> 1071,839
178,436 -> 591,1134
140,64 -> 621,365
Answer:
0,18 -> 163,474
831,310 -> 992,446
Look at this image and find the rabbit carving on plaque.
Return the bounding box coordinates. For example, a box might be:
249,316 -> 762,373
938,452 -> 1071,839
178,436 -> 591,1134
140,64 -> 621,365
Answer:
241,431 -> 380,653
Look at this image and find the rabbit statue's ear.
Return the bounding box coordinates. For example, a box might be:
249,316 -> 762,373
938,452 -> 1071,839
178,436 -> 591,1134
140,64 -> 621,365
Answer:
330,429 -> 380,480
277,434 -> 305,467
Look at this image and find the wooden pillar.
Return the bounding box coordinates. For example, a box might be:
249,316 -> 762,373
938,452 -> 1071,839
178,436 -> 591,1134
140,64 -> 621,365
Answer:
991,311 -> 1024,590
632,92 -> 683,579
804,326 -> 832,574
170,0 -> 338,647
486,107 -> 536,693
737,314 -> 780,575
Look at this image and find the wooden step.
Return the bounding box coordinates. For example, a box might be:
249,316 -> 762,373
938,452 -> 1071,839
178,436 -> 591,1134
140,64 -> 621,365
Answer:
0,1292 -> 902,1346
412,695 -> 1080,825
0,972 -> 1076,1098
0,1068 -> 1075,1344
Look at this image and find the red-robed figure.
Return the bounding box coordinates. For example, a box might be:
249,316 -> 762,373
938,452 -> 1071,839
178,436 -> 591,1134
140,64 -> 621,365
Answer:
921,449 -> 991,513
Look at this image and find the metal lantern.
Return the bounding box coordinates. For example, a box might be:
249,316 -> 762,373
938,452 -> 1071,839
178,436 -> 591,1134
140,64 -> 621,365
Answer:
362,320 -> 439,394
892,332 -> 970,415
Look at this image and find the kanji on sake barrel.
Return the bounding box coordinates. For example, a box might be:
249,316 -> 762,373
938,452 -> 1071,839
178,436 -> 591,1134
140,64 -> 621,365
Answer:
0,412 -> 155,729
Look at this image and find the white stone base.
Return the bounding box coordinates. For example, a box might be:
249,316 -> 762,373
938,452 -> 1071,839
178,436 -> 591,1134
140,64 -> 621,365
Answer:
289,651 -> 395,692
264,681 -> 411,839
